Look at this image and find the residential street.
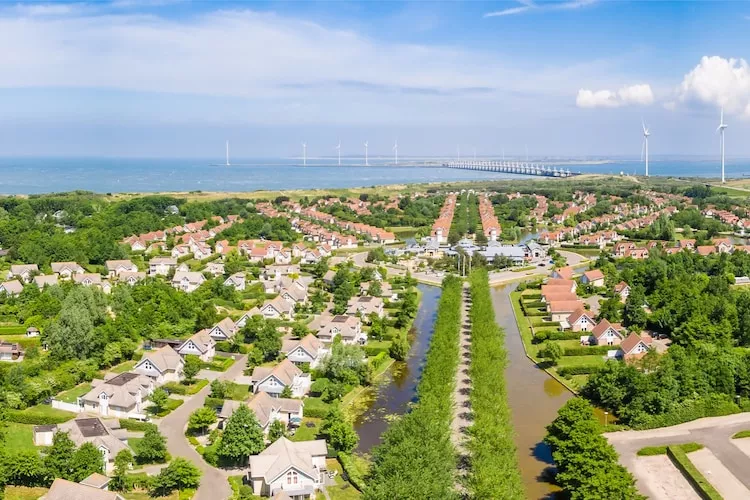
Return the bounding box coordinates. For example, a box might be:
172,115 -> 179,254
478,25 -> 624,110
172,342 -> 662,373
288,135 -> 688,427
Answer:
159,354 -> 248,500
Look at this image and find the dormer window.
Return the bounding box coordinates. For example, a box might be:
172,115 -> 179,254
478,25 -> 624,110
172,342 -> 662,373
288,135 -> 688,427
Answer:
286,471 -> 298,485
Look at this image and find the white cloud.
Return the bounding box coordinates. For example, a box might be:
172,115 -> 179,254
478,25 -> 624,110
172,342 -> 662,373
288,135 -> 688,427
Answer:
485,0 -> 597,18
676,56 -> 750,117
576,84 -> 654,108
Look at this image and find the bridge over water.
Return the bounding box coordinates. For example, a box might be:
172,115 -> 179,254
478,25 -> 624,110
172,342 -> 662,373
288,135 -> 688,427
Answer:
440,160 -> 579,178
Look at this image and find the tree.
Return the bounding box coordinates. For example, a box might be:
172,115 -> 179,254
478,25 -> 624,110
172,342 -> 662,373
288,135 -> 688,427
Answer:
268,420 -> 287,442
598,296 -> 622,322
44,430 -> 76,479
149,388 -> 169,414
71,442 -> 105,482
623,285 -> 648,329
368,280 -> 382,298
135,425 -> 168,464
4,450 -> 48,487
183,355 -> 202,383
188,407 -> 218,435
540,341 -> 563,366
110,449 -> 133,492
217,405 -> 265,465
320,405 -> 358,453
210,379 -> 227,399
195,306 -> 219,330
149,458 -> 202,497
255,321 -> 282,362
280,386 -> 293,398
389,335 -> 409,361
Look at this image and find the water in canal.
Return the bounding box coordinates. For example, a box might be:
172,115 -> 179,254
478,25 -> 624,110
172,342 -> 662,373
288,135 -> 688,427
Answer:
492,282 -> 573,500
353,283 -> 441,453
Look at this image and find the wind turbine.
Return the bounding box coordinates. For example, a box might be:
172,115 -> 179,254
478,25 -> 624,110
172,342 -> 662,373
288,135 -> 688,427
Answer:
641,120 -> 650,177
364,141 -> 369,166
336,140 -> 341,166
225,140 -> 230,166
718,108 -> 728,183
302,142 -> 307,167
393,139 -> 398,165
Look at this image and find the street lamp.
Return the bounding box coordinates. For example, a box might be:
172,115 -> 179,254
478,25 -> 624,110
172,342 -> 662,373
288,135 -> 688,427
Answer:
604,411 -> 608,427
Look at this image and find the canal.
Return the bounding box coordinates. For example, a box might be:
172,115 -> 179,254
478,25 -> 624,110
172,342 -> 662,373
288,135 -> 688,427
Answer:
492,282 -> 573,500
353,283 -> 441,453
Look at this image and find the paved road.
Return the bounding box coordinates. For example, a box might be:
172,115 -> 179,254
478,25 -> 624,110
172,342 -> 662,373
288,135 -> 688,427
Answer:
606,412 -> 750,498
451,282 -> 472,495
159,355 -> 248,500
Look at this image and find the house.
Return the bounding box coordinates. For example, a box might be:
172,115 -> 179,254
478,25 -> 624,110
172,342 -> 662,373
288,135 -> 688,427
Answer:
135,346 -> 184,385
613,241 -> 637,258
346,296 -> 385,318
0,280 -> 24,296
236,309 -> 261,329
696,245 -> 716,256
208,317 -> 238,341
35,417 -> 130,472
80,473 -> 112,491
624,248 -> 649,260
678,239 -> 696,250
247,437 -> 328,498
617,332 -> 653,360
177,329 -> 216,362
588,319 -> 624,346
0,341 -> 23,361
118,271 -> 147,286
279,285 -> 308,305
565,308 -> 596,332
205,262 -> 226,276
224,272 -> 246,291
541,290 -> 578,303
26,327 -> 40,337
220,392 -> 303,435
260,296 -> 296,320
41,478 -> 125,500
34,274 -> 59,288
79,372 -> 154,419
322,270 -> 336,287
73,273 -> 102,287
714,238 -> 734,253
551,266 -> 575,280
614,281 -> 630,303
581,269 -> 605,287
545,278 -> 577,292
172,271 -> 206,293
7,264 -> 38,282
148,257 -> 177,276
105,260 -> 138,277
281,334 -> 326,368
547,300 -> 584,323
317,315 -> 365,345
51,262 -> 85,278
250,359 -> 311,397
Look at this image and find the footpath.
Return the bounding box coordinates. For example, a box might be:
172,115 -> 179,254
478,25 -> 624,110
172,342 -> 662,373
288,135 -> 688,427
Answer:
451,281 -> 472,497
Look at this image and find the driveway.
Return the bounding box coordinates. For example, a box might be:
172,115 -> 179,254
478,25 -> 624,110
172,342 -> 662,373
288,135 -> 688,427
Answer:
606,412 -> 750,498
159,355 -> 248,500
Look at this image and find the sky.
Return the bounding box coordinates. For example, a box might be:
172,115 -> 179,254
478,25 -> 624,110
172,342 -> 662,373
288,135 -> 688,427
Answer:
0,0 -> 750,159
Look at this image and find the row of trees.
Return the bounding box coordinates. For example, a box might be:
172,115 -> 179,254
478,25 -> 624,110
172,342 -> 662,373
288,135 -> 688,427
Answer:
365,276 -> 463,499
467,269 -> 524,498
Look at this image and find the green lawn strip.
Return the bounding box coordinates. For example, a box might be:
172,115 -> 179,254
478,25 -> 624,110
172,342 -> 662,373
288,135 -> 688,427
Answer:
637,442 -> 703,456
732,430 -> 750,439
4,486 -> 50,500
510,291 -> 538,358
8,404 -> 76,425
556,355 -> 607,368
224,382 -> 250,401
110,360 -> 137,374
4,422 -> 37,452
325,458 -> 362,500
666,446 -> 723,500
56,383 -> 92,403
291,417 -> 322,442
202,356 -> 235,372
149,397 -> 184,417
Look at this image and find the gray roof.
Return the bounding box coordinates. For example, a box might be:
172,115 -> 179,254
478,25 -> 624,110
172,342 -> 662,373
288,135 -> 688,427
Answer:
42,478 -> 124,500
249,437 -> 327,483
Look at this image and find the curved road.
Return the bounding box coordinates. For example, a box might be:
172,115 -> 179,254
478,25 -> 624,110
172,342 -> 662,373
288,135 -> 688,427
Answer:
159,355 -> 248,500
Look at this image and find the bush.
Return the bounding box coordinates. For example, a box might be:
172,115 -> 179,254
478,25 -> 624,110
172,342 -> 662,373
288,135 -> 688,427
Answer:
7,407 -> 76,425
119,419 -> 156,432
667,446 -> 722,500
562,345 -> 612,356
303,397 -> 331,418
631,394 -> 739,430
338,452 -> 366,492
204,397 -> 225,410
532,331 -> 581,344
363,344 -> 390,356
558,366 -> 602,377
369,351 -> 389,370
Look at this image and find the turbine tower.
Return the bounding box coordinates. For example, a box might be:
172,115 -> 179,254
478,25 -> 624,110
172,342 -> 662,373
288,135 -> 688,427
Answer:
364,141 -> 369,166
336,140 -> 341,166
302,142 -> 307,167
225,140 -> 230,166
641,120 -> 650,177
393,139 -> 398,165
718,108 -> 728,183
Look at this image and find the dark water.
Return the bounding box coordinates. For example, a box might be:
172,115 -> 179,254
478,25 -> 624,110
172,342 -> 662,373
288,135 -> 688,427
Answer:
353,283 -> 441,453
492,283 -> 573,500
1,156 -> 750,194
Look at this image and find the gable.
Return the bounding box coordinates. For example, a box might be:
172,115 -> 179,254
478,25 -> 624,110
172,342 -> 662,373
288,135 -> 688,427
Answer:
268,464 -> 316,484
259,374 -> 286,388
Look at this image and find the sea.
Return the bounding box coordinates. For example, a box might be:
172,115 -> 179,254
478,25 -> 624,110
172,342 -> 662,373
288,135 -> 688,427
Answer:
0,156 -> 748,195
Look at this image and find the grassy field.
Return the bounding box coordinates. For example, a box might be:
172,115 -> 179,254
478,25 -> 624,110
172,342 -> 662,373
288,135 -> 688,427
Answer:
292,417 -> 322,442
224,382 -> 250,401
5,423 -> 36,452
12,404 -> 76,423
56,383 -> 92,403
5,486 -> 50,500
323,458 -> 362,500
110,359 -> 137,374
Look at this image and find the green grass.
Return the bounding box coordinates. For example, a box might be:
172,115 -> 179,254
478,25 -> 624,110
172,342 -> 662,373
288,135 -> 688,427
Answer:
149,397 -> 185,417
325,458 -> 362,500
0,325 -> 27,335
4,423 -> 36,452
292,417 -> 322,442
303,397 -> 331,418
667,446 -> 723,500
56,383 -> 92,403
510,291 -> 537,357
202,356 -> 235,372
9,404 -> 76,424
557,355 -> 607,368
5,486 -> 50,500
732,430 -> 750,439
123,491 -> 179,500
110,359 -> 137,374
637,442 -> 703,456
228,475 -> 246,499
224,382 -> 250,401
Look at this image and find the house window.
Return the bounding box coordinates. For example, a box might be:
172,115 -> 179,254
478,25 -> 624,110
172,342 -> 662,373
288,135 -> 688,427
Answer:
286,471 -> 298,485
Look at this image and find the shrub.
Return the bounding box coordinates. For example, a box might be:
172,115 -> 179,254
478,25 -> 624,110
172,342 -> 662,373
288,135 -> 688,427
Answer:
667,446 -> 722,500
558,366 -> 602,377
7,407 -> 75,425
303,397 -> 331,418
338,452 -> 366,492
119,419 -> 156,432
562,345 -> 612,356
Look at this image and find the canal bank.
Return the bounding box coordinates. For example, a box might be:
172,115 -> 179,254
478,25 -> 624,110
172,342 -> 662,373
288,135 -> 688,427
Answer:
352,283 -> 442,453
492,282 -> 573,500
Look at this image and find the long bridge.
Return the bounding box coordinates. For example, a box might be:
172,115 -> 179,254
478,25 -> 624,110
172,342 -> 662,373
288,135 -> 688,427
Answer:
441,160 -> 579,178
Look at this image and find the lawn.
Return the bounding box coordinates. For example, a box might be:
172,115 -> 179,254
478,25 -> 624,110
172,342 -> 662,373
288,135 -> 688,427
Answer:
10,404 -> 76,424
557,355 -> 606,368
510,291 -> 537,357
148,397 -> 185,417
224,382 -> 250,401
110,359 -> 137,374
123,491 -> 179,500
56,383 -> 92,403
325,458 -> 362,500
733,430 -> 750,439
5,486 -> 50,500
292,417 -> 322,442
4,423 -> 36,452
202,356 -> 235,372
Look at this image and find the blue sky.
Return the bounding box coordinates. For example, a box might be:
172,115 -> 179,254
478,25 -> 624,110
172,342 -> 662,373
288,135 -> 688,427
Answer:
0,0 -> 749,158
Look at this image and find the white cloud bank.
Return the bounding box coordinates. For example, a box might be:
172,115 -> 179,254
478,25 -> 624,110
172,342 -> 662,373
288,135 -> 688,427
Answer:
485,0 -> 597,18
576,84 -> 654,108
676,56 -> 750,118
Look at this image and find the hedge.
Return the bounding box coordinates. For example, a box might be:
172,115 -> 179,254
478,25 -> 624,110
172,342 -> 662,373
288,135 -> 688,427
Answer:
637,443 -> 703,456
163,379 -> 209,395
339,452 -> 366,492
533,331 -> 581,343
365,275 -> 462,499
523,292 -> 542,300
631,394 -> 740,430
562,345 -> 612,356
667,446 -> 722,500
303,397 -> 331,418
466,269 -> 524,499
558,366 -> 602,377
119,419 -> 156,432
7,406 -> 76,425
369,352 -> 389,370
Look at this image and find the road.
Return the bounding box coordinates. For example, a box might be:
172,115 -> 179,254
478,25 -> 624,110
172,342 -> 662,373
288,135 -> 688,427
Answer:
451,282 -> 472,494
159,355 -> 248,500
606,412 -> 750,498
